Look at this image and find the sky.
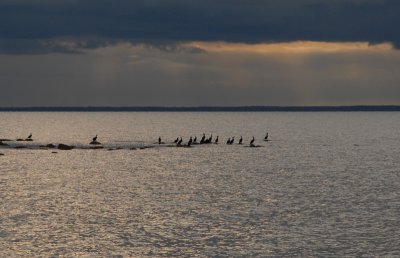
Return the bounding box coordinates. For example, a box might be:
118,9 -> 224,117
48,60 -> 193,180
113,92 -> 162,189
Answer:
1,0 -> 399,106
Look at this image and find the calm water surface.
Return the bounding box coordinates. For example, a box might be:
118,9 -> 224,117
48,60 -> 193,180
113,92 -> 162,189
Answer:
1,112 -> 400,257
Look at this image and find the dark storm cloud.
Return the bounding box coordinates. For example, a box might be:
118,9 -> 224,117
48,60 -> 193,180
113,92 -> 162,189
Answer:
0,0 -> 399,54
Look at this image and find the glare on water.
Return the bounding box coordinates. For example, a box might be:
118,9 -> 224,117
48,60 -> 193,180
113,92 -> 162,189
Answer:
1,112 -> 400,256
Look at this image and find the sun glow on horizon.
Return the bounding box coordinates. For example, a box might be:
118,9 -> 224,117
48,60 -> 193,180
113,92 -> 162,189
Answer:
186,41 -> 394,54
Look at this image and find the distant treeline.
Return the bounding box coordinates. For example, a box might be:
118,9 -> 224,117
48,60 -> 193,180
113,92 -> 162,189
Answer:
1,106 -> 400,112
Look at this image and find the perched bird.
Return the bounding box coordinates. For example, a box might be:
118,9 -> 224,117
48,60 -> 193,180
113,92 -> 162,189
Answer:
230,137 -> 235,145
174,137 -> 179,143
188,137 -> 193,147
226,137 -> 231,144
206,134 -> 213,144
193,136 -> 197,144
264,132 -> 269,141
27,133 -> 32,139
239,136 -> 243,145
92,135 -> 98,142
200,133 -> 206,144
250,136 -> 255,146
215,136 -> 219,144
158,137 -> 162,144
177,137 -> 183,146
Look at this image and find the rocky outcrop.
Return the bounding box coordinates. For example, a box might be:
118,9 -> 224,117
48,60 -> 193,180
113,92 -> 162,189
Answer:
16,138 -> 33,142
58,144 -> 74,150
89,146 -> 104,149
89,140 -> 101,145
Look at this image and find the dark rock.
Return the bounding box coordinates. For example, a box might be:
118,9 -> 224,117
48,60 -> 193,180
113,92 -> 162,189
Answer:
0,153 -> 4,156
0,139 -> 12,141
25,138 -> 33,142
46,144 -> 56,148
51,151 -> 58,154
89,140 -> 101,145
0,141 -> 9,146
14,146 -> 27,149
16,139 -> 24,141
58,144 -> 74,150
90,146 -> 104,149
248,144 -> 263,148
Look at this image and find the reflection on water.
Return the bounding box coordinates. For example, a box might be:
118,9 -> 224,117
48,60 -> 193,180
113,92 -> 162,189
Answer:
1,112 -> 400,256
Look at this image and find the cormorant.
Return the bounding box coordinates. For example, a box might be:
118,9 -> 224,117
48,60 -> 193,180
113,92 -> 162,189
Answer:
188,137 -> 193,147
158,137 -> 162,144
174,137 -> 179,143
226,137 -> 231,144
207,134 -> 213,144
264,132 -> 269,141
27,133 -> 32,139
92,135 -> 98,142
239,136 -> 243,144
177,137 -> 183,146
215,136 -> 219,144
250,136 -> 255,146
200,133 -> 206,144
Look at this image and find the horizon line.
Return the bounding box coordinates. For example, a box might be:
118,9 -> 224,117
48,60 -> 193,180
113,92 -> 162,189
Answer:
1,105 -> 400,112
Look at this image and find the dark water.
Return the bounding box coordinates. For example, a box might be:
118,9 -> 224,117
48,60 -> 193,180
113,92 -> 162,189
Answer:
1,112 -> 400,256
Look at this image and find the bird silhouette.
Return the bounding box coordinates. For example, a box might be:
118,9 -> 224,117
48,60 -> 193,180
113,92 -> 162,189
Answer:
200,133 -> 206,144
250,136 -> 255,146
177,137 -> 183,146
206,134 -> 213,144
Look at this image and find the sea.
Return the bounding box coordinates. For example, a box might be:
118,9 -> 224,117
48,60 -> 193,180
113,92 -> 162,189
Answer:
1,112 -> 400,257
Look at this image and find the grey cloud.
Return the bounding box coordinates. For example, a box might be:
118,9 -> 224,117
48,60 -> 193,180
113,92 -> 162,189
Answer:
0,0 -> 399,54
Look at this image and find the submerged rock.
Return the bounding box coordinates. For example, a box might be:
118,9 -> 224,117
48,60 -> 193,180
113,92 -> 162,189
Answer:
58,144 -> 74,150
90,146 -> 104,149
16,138 -> 33,142
248,144 -> 263,148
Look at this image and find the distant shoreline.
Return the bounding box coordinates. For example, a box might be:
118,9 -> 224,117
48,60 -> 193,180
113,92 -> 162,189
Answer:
1,106 -> 400,112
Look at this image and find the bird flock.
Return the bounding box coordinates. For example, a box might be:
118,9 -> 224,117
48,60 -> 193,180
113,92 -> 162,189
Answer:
158,132 -> 268,147
0,132 -> 270,152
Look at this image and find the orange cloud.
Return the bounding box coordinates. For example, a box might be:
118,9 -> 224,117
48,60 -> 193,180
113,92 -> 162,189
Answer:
186,41 -> 394,54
